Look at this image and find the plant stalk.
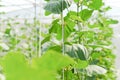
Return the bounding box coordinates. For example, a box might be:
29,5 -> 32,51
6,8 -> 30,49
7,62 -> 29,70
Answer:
34,0 -> 40,57
77,3 -> 81,44
61,0 -> 65,79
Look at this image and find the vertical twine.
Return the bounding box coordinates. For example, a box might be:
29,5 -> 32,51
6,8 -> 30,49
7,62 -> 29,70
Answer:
34,0 -> 41,57
61,0 -> 65,80
39,0 -> 42,57
34,0 -> 37,57
61,1 -> 65,56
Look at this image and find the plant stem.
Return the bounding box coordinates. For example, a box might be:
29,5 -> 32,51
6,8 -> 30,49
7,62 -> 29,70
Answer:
61,0 -> 65,79
77,3 -> 81,44
34,0 -> 41,57
61,13 -> 65,55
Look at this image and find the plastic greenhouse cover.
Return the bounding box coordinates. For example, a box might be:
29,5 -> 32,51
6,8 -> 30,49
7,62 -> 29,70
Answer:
0,0 -> 42,12
0,0 -> 120,19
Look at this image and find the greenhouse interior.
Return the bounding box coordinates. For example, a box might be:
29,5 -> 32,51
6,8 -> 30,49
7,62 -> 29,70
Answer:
0,0 -> 120,80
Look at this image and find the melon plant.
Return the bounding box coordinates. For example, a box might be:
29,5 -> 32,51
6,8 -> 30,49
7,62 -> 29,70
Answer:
42,0 -> 118,80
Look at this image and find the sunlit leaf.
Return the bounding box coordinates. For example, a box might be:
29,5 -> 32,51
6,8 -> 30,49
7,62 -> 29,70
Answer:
79,9 -> 93,21
89,0 -> 103,10
0,51 -> 75,80
32,50 -> 75,70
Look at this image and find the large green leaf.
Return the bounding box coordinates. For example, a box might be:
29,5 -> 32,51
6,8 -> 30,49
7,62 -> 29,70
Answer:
0,51 -> 75,80
32,50 -> 75,71
86,65 -> 107,76
79,9 -> 93,21
44,0 -> 68,14
49,17 -> 75,40
49,19 -> 60,33
65,44 -> 89,60
0,52 -> 30,80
